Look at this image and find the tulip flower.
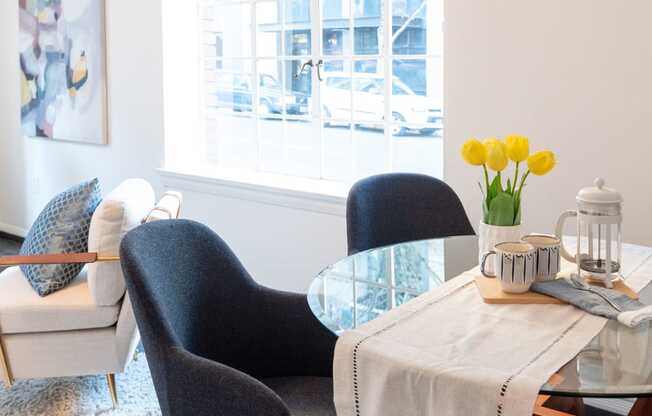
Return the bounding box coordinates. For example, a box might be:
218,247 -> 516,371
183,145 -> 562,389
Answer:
505,135 -> 529,195
504,135 -> 529,162
461,133 -> 555,227
484,138 -> 508,172
527,150 -> 556,176
515,150 -> 557,206
461,139 -> 486,166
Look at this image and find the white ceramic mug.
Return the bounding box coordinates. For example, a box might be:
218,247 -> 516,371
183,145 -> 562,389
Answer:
481,242 -> 537,293
521,234 -> 561,282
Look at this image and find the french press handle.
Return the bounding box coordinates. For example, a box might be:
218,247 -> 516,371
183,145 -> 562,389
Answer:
555,210 -> 578,262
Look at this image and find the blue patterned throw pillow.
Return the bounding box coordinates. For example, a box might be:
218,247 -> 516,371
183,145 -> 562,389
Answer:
20,178 -> 102,297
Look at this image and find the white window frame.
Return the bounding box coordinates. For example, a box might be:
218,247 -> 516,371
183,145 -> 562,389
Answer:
198,0 -> 442,183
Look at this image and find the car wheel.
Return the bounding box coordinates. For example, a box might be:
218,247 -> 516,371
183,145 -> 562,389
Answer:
323,106 -> 332,127
391,112 -> 406,136
258,100 -> 273,117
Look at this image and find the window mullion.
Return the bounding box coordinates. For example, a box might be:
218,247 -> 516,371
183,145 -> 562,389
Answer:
280,0 -> 289,174
383,0 -> 394,172
311,0 -> 324,180
252,0 -> 261,171
349,0 -> 357,181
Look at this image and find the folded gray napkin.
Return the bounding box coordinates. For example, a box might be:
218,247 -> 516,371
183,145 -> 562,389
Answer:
531,276 -> 652,327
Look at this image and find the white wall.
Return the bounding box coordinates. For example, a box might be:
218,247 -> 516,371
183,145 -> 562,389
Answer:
446,0 -> 652,245
175,185 -> 347,291
0,0 -> 165,236
0,0 -> 651,293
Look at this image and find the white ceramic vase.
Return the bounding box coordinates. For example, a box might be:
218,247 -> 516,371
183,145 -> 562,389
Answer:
478,222 -> 523,275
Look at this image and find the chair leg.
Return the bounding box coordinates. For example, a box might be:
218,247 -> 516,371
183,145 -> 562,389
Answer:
534,396 -> 584,416
533,373 -> 584,416
629,398 -> 652,416
106,374 -> 118,408
0,337 -> 13,389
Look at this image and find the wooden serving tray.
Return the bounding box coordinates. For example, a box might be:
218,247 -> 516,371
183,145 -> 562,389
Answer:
475,275 -> 638,305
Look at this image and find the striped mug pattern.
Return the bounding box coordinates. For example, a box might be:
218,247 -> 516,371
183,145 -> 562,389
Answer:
521,234 -> 561,282
481,242 -> 537,293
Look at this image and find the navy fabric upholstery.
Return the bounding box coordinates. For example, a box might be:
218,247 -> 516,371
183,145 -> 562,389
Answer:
120,220 -> 337,416
262,377 -> 335,416
347,173 -> 474,255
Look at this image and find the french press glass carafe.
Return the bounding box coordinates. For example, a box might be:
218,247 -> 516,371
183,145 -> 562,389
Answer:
555,178 -> 623,288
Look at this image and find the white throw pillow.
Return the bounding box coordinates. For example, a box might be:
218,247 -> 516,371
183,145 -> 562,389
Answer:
87,179 -> 155,305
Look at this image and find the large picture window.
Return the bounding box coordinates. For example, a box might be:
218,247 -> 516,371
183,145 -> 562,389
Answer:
200,0 -> 443,183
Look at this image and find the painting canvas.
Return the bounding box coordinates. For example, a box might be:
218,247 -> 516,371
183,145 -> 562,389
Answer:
19,0 -> 107,144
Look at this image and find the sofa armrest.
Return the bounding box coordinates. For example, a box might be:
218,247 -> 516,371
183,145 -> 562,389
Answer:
164,347 -> 291,416
0,253 -> 107,266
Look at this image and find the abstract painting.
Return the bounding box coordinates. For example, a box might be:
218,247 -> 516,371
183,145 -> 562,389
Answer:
19,0 -> 107,144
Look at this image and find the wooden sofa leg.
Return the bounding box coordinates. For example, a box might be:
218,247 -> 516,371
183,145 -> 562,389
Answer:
106,374 -> 118,407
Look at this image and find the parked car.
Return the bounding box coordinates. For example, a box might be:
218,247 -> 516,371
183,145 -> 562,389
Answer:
321,72 -> 442,136
206,72 -> 309,116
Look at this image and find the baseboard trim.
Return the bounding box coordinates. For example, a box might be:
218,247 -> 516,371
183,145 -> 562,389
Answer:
0,223 -> 27,241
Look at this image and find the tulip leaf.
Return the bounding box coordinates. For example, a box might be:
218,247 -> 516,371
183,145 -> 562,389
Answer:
506,178 -> 512,194
487,192 -> 515,226
488,174 -> 502,202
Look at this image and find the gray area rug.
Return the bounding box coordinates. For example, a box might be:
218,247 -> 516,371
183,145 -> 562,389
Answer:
0,354 -> 161,416
0,237 -> 161,415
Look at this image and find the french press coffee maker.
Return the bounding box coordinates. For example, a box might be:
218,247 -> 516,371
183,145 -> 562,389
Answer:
555,178 -> 623,288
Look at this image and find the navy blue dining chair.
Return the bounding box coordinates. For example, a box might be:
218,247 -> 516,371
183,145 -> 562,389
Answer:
120,220 -> 337,416
347,173 -> 475,255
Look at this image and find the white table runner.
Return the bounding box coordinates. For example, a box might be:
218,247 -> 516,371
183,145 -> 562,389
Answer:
334,243 -> 652,416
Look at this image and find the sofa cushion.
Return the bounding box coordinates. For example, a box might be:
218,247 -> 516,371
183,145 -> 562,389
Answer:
87,179 -> 155,305
261,377 -> 336,416
20,178 -> 102,297
0,266 -> 120,335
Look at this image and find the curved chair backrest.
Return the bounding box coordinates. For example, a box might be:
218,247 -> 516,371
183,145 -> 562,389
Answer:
120,220 -> 256,350
346,173 -> 474,255
120,221 -> 260,411
120,220 -> 336,416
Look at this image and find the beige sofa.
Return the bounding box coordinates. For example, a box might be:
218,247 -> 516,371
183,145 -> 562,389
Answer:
0,180 -> 181,407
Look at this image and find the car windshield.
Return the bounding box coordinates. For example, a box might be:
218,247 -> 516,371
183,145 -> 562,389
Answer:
326,77 -> 351,90
392,79 -> 416,96
260,74 -> 280,89
354,79 -> 383,95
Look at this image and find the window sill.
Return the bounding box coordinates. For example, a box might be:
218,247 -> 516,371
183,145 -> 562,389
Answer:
158,167 -> 349,217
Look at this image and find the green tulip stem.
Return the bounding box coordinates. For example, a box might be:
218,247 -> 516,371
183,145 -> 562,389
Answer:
516,170 -> 530,201
513,162 -> 520,196
482,164 -> 490,195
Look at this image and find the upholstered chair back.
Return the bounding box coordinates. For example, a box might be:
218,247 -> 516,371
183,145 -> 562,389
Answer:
121,220 -> 337,416
346,173 -> 475,255
121,221 -> 258,362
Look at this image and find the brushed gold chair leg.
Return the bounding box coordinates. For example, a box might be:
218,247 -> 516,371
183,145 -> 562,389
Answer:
0,336 -> 13,389
106,374 -> 118,407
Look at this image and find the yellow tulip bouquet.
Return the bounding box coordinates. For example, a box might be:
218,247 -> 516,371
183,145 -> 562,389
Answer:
461,135 -> 556,226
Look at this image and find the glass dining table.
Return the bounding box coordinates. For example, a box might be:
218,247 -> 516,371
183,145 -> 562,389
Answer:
307,235 -> 652,410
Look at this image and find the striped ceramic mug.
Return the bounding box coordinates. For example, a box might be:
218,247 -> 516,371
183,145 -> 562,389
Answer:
480,242 -> 537,293
521,234 -> 561,282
